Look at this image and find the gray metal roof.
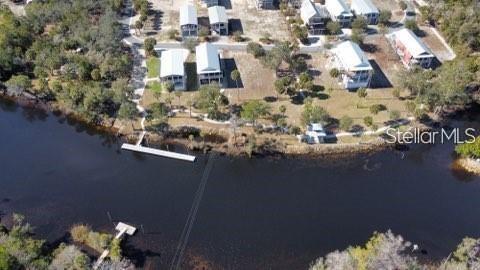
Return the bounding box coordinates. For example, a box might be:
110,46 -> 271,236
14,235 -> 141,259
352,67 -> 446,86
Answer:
325,0 -> 352,18
180,4 -> 198,26
333,41 -> 372,71
301,0 -> 330,22
387,28 -> 434,58
160,49 -> 189,77
196,43 -> 221,74
208,5 -> 228,24
351,0 -> 379,15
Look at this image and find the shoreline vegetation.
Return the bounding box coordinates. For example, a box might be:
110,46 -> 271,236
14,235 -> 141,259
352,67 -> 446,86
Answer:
309,230 -> 480,270
2,93 -> 395,158
454,136 -> 480,175
0,0 -> 478,158
0,213 -> 133,269
2,213 -> 480,270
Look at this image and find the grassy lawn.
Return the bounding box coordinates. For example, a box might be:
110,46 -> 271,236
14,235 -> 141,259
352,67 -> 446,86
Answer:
142,81 -> 163,108
146,57 -> 160,78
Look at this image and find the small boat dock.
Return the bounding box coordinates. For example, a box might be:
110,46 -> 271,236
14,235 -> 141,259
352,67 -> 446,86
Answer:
93,222 -> 137,269
121,143 -> 196,162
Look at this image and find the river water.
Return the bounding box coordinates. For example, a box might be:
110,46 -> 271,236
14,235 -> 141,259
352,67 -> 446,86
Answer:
1,98 -> 480,269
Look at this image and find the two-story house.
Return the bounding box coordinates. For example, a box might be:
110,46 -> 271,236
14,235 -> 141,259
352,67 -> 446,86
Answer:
331,41 -> 373,89
386,28 -> 435,69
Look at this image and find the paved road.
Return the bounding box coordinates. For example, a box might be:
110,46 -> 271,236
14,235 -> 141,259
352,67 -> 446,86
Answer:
154,41 -> 324,53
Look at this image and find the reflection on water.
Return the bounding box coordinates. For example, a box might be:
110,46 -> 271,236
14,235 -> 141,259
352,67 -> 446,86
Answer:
1,97 -> 480,269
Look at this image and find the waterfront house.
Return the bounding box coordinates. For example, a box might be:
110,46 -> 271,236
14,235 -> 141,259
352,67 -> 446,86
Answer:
300,0 -> 331,35
331,41 -> 373,89
350,0 -> 379,25
306,123 -> 327,144
255,0 -> 274,9
208,6 -> 229,36
196,43 -> 224,85
201,0 -> 219,7
386,28 -> 435,69
160,49 -> 190,90
179,4 -> 198,38
325,0 -> 353,28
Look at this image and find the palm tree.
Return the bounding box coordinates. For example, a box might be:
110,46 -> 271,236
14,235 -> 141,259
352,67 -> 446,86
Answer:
134,20 -> 143,35
230,69 -> 241,101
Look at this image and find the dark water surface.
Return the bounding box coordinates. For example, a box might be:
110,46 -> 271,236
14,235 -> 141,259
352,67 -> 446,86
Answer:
1,98 -> 480,269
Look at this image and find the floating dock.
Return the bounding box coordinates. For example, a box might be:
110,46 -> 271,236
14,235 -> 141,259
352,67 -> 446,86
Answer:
121,143 -> 196,162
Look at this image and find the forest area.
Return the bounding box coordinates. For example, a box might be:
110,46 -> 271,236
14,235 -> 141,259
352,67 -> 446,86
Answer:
0,0 -> 136,124
398,0 -> 480,117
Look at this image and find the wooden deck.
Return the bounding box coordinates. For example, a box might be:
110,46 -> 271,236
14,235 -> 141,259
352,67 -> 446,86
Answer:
121,143 -> 196,162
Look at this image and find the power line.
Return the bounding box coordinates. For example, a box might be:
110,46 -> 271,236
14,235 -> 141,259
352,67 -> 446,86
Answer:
170,153 -> 217,270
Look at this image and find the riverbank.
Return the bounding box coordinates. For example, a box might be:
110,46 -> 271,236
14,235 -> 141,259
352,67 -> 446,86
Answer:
1,94 -> 398,158
2,98 -> 480,269
454,158 -> 480,176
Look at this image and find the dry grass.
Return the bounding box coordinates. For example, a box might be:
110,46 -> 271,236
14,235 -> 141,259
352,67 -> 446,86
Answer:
370,0 -> 405,23
419,26 -> 454,62
222,51 -> 277,102
228,0 -> 291,42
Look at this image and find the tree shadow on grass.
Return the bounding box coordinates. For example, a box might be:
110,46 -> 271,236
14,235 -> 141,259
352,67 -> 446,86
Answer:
223,58 -> 244,88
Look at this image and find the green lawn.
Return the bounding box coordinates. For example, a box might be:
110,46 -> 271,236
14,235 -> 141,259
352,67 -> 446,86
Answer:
146,57 -> 160,78
147,81 -> 163,93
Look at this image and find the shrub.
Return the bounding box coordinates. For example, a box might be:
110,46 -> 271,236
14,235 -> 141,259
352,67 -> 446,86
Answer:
357,87 -> 367,98
247,42 -> 265,58
405,101 -> 416,113
289,125 -> 301,135
389,110 -> 401,120
352,17 -> 367,32
70,225 -> 90,243
370,104 -> 386,114
198,27 -> 210,40
144,38 -> 157,56
329,68 -> 340,78
327,21 -> 341,35
339,115 -> 353,131
109,239 -> 122,261
86,232 -> 112,253
405,20 -> 419,33
292,24 -> 308,43
455,137 -> 480,159
379,10 -> 392,25
363,116 -> 373,127
232,31 -> 244,42
167,29 -> 178,40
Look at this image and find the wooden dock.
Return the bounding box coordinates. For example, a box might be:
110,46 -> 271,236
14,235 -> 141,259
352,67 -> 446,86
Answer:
121,143 -> 196,162
93,222 -> 137,269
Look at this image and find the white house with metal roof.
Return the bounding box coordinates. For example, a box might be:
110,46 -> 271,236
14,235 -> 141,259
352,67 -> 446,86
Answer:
179,4 -> 198,38
325,0 -> 353,28
160,49 -> 190,90
196,43 -> 223,85
386,28 -> 435,69
350,0 -> 379,25
208,6 -> 229,36
201,0 -> 219,7
300,0 -> 331,35
331,41 -> 373,89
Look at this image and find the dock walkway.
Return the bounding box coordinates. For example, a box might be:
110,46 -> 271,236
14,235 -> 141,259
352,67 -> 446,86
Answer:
121,143 -> 196,162
93,222 -> 137,269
